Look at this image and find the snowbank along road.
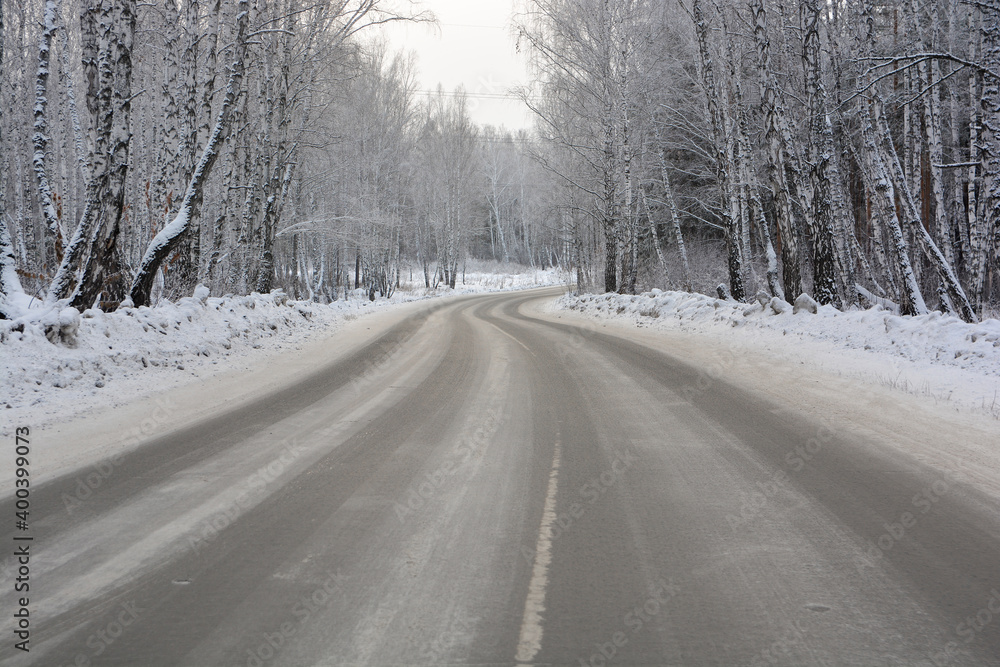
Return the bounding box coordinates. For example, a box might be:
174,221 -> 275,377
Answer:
2,288 -> 1000,666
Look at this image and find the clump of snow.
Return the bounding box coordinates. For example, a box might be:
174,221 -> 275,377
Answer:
556,289 -> 1000,417
769,297 -> 792,315
193,284 -> 210,305
793,293 -> 819,315
42,306 -> 83,346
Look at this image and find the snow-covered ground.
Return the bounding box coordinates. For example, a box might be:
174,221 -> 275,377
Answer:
1,266 -> 568,433
553,289 -> 1000,419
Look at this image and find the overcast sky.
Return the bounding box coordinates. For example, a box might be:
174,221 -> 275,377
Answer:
376,0 -> 534,131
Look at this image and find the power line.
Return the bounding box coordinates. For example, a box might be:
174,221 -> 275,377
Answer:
413,89 -> 537,101
437,22 -> 510,29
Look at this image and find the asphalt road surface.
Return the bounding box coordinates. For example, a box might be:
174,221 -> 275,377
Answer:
3,288 -> 1000,666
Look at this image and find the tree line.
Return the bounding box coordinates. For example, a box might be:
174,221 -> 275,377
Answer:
0,0 -> 562,319
517,0 -> 999,321
2,0 -> 997,323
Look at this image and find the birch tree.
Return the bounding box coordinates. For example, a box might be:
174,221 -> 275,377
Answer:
129,0 -> 249,307
0,0 -> 21,317
800,0 -> 840,305
690,0 -> 745,300
749,0 -> 800,300
2,0 -> 996,317
32,0 -> 63,265
973,0 -> 1000,314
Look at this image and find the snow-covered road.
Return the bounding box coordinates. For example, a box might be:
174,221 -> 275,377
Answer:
1,288 -> 999,665
0,269 -> 567,491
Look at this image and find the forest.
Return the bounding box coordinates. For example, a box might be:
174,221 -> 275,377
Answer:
0,0 -> 997,322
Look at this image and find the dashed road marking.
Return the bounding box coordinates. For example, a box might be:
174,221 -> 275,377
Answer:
515,434 -> 562,664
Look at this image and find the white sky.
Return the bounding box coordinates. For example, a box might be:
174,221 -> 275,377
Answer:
376,0 -> 534,131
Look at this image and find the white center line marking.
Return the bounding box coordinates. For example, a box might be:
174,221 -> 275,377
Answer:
487,321 -> 536,356
515,434 -> 562,664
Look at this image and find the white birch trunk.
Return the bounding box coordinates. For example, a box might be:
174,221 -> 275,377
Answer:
973,5 -> 1000,315
644,106 -> 693,293
0,17 -> 26,320
876,103 -> 976,321
692,0 -> 744,301
860,100 -> 928,316
130,0 -> 250,306
640,189 -> 668,284
801,0 -> 839,305
46,0 -> 133,308
206,135 -> 235,288
0,216 -> 26,319
924,59 -> 952,269
750,0 -> 801,299
739,122 -> 783,299
59,24 -> 88,174
33,0 -> 63,258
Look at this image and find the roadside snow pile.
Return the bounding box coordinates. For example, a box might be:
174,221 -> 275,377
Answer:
557,289 -> 1000,413
0,290 -> 345,418
1,268 -> 564,429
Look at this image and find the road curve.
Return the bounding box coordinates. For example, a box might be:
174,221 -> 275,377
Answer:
2,288 -> 999,666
